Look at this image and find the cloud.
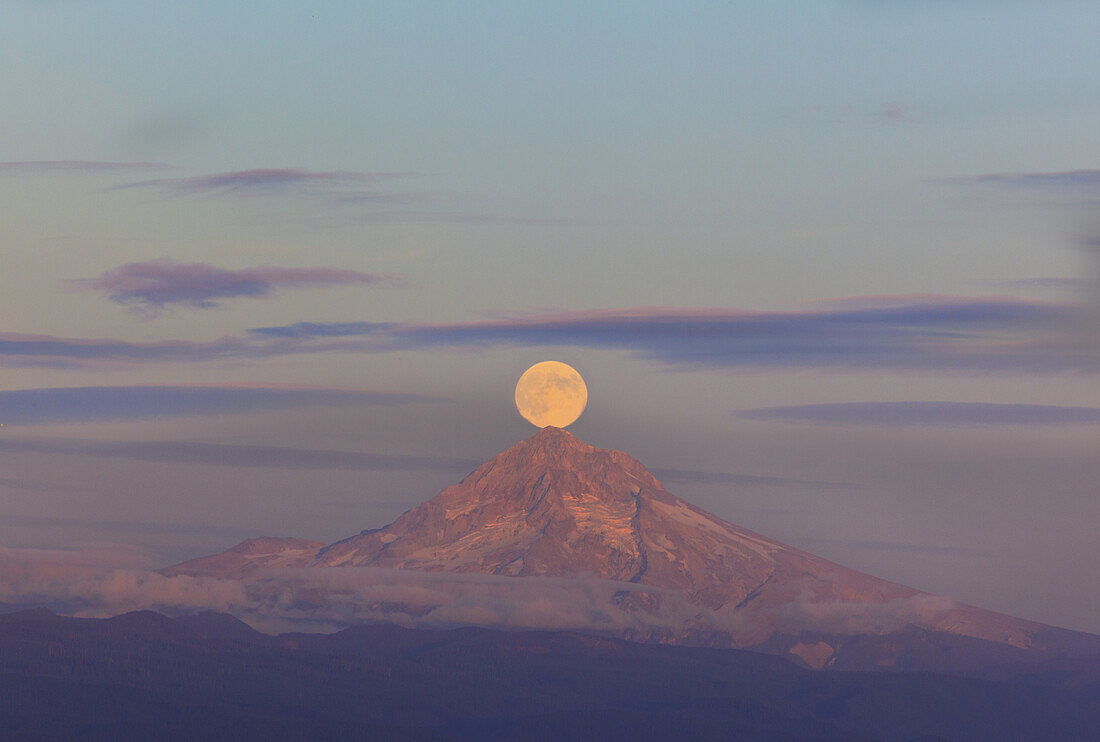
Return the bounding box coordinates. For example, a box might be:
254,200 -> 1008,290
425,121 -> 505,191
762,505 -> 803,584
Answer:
3,294 -> 1096,373
0,385 -> 439,426
0,544 -> 158,571
0,330 -> 383,368
877,103 -> 911,122
1,513 -> 253,541
0,434 -> 832,491
793,538 -> 983,559
651,468 -> 848,488
0,332 -> 259,367
103,168 -> 551,224
0,547 -> 971,640
249,294 -> 1094,373
0,546 -> 697,635
939,170 -> 1100,190
247,321 -> 388,339
112,168 -> 410,199
0,435 -> 476,472
738,401 -> 1100,426
0,545 -> 248,619
987,277 -> 1089,292
242,568 -> 693,636
777,594 -> 959,636
0,160 -> 168,175
0,477 -> 77,493
73,259 -> 397,313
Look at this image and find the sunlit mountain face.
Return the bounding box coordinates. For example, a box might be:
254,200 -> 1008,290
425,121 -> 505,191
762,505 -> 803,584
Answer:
165,428 -> 1099,669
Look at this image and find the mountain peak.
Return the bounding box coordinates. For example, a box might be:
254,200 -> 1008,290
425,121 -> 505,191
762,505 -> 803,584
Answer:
519,425 -> 595,454
311,429 -> 831,625
315,428 -> 663,580
526,425 -> 578,441
483,426 -> 659,494
168,429 -> 1055,651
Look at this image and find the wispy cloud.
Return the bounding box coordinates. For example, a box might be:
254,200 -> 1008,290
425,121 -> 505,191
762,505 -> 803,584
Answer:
103,168 -> 553,225
939,170 -> 1100,190
0,435 -> 475,472
877,103 -> 911,122
248,321 -> 386,338
0,385 -> 438,426
113,168 -> 411,199
0,434 -> 834,491
0,160 -> 168,175
250,295 -> 1092,372
738,401 -> 1100,426
651,468 -> 848,488
0,514 -> 251,542
986,277 -> 1089,292
0,333 -> 271,366
3,294 -> 1097,373
0,477 -> 80,494
73,259 -> 397,313
794,538 -> 983,559
0,331 -> 389,368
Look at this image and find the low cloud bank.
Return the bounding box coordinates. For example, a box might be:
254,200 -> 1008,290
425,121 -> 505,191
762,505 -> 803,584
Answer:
1,546 -> 961,641
777,594 -> 958,636
0,546 -> 691,635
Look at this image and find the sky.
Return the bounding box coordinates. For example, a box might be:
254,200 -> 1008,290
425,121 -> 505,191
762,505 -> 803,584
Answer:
1,1 -> 1099,633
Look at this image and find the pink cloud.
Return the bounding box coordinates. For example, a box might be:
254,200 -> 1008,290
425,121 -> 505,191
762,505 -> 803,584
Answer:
73,258 -> 398,313
878,103 -> 911,122
1,293 -> 1095,373
112,167 -> 410,198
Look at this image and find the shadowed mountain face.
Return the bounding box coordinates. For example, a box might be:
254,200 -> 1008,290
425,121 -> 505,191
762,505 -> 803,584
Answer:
165,428 -> 1096,659
0,609 -> 1097,742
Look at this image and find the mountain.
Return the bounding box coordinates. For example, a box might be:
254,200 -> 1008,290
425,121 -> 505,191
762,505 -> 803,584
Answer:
164,427 -> 1099,664
162,536 -> 324,578
2,608 -> 1097,742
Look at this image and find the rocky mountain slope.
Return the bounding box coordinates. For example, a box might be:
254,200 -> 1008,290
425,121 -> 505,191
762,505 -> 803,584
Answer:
165,427 -> 1096,660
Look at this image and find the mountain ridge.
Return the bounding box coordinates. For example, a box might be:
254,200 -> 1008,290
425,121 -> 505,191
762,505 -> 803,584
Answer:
163,427 -> 1098,660
4,607 -> 1097,741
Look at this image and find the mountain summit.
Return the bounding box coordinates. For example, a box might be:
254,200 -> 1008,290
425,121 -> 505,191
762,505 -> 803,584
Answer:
166,427 -> 1094,662
317,428 -> 883,606
306,427 -> 1034,647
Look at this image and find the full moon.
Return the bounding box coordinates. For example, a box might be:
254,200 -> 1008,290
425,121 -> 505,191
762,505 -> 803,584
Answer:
514,361 -> 588,428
